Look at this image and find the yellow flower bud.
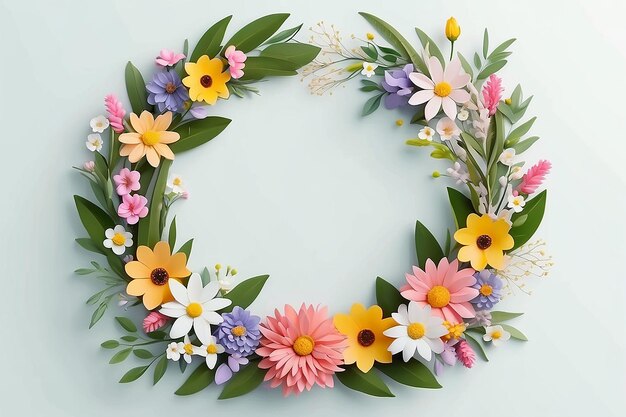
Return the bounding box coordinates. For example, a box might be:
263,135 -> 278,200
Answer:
231,269 -> 238,276
395,119 -> 404,126
505,98 -> 512,105
432,171 -> 441,178
366,32 -> 375,41
215,264 -> 222,270
445,17 -> 461,42
345,62 -> 363,72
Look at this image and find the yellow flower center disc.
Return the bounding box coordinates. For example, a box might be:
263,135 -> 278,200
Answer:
206,344 -> 218,354
142,130 -> 161,146
427,285 -> 451,308
491,331 -> 502,340
184,343 -> 194,355
479,284 -> 493,296
433,81 -> 452,97
293,335 -> 315,356
231,325 -> 247,337
186,302 -> 203,318
407,322 -> 425,340
111,232 -> 126,246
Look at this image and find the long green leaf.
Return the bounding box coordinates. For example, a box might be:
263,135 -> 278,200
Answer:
260,43 -> 320,68
414,220 -> 444,269
115,316 -> 137,333
191,15 -> 232,61
109,347 -> 133,364
125,62 -> 150,113
501,324 -> 528,341
168,217 -> 177,249
74,195 -> 114,251
175,363 -> 216,395
137,159 -> 171,247
263,24 -> 302,45
509,190 -> 547,250
223,13 -> 290,53
89,302 -> 108,328
171,117 -> 231,153
240,56 -> 298,80
375,277 -> 404,317
463,333 -> 489,362
153,355 -> 168,385
218,361 -> 265,399
490,311 -> 523,323
336,365 -> 394,397
376,359 -> 441,389
177,238 -> 193,259
415,27 -> 445,65
119,365 -> 149,383
222,275 -> 269,313
447,188 -> 475,230
75,237 -> 104,254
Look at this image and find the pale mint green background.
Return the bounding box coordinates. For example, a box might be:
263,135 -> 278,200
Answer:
1,0 -> 625,415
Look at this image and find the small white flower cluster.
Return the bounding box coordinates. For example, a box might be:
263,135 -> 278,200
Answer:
85,115 -> 109,152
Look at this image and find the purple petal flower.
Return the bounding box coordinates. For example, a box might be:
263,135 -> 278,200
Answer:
215,363 -> 233,385
216,307 -> 261,356
381,64 -> 414,109
146,70 -> 189,113
214,354 -> 249,385
188,103 -> 211,119
470,270 -> 503,310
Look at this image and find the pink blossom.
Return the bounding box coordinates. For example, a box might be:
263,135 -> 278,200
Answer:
118,194 -> 148,225
83,161 -> 95,172
224,45 -> 247,79
181,191 -> 189,199
113,168 -> 141,196
104,94 -> 126,133
482,74 -> 503,116
156,49 -> 185,67
455,339 -> 476,368
518,160 -> 551,195
143,311 -> 169,333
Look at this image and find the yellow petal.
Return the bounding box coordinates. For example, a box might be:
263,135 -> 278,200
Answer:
125,261 -> 151,279
142,287 -> 165,310
119,132 -> 141,144
458,245 -> 487,270
154,143 -> 175,160
454,227 -> 476,245
129,113 -> 145,133
485,247 -> 506,270
355,354 -> 375,373
146,146 -> 161,167
139,111 -> 155,130
166,252 -> 190,278
333,314 -> 358,335
128,143 -> 146,163
126,278 -> 152,296
153,112 -> 173,131
153,241 -> 171,260
136,245 -> 158,268
159,131 -> 180,144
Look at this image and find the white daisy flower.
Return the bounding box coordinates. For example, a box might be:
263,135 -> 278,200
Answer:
418,126 -> 435,141
435,117 -> 461,141
384,302 -> 448,362
197,335 -> 225,369
498,148 -> 516,166
103,225 -> 133,255
181,334 -> 202,364
159,273 -> 232,345
166,341 -> 184,361
166,174 -> 185,194
361,62 -> 378,77
507,194 -> 526,213
90,115 -> 110,133
86,133 -> 103,152
483,325 -> 511,346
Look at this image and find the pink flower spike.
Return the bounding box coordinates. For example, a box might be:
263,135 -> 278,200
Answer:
156,49 -> 186,67
482,74 -> 503,116
113,168 -> 141,196
455,339 -> 476,368
518,160 -> 552,195
83,161 -> 95,172
104,94 -> 126,133
143,311 -> 169,333
118,194 -> 148,225
224,45 -> 247,79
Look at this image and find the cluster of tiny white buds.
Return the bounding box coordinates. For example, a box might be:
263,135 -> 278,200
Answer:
498,239 -> 554,296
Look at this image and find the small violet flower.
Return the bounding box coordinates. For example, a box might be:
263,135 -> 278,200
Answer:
470,270 -> 503,310
146,70 -> 189,113
215,354 -> 249,385
113,168 -> 141,196
118,194 -> 148,225
381,64 -> 414,109
155,49 -> 186,67
216,306 -> 261,356
224,45 -> 247,79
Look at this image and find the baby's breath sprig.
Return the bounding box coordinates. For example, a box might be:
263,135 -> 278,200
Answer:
498,240 -> 554,296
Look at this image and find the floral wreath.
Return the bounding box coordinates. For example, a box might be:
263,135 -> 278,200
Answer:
73,13 -> 552,399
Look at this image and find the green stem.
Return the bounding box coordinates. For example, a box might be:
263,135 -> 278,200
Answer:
449,41 -> 455,61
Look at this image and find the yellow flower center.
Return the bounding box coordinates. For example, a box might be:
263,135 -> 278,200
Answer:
231,325 -> 247,337
491,331 -> 502,340
186,302 -> 203,318
184,343 -> 194,355
111,233 -> 126,246
442,321 -> 466,341
366,65 -> 374,71
433,82 -> 452,97
293,335 -> 315,356
443,126 -> 454,136
142,130 -> 161,146
407,322 -> 425,340
366,32 -> 375,41
427,285 -> 451,308
480,284 -> 493,296
173,177 -> 182,186
206,344 -> 218,354
512,199 -> 521,206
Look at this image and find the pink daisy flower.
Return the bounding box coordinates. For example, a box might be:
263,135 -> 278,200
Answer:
408,57 -> 471,121
117,194 -> 148,225
224,45 -> 247,79
256,304 -> 346,396
155,49 -> 186,67
401,258 -> 478,323
112,168 -> 141,196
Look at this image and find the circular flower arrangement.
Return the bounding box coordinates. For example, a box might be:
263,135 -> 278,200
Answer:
73,13 -> 553,399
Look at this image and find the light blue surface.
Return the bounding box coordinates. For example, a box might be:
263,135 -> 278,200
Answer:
1,0 -> 625,415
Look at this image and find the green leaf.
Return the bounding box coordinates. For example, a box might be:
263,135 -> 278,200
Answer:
463,333 -> 489,362
375,277 -> 404,317
457,53 -> 474,80
511,136 -> 539,154
133,349 -> 154,359
75,238 -> 103,254
376,359 -> 441,389
153,355 -> 168,385
171,117 -> 231,153
89,302 -> 108,329
378,45 -> 401,56
414,220 -> 444,269
508,117 -> 537,142
223,13 -> 290,54
362,93 -> 384,116
137,159 -> 171,247
75,268 -> 94,275
191,15 -> 232,61
175,363 -> 216,396
490,311 -> 524,323
200,267 -> 211,286
74,195 -> 114,251
336,365 -> 394,397
168,217 -> 177,249
222,275 -> 269,313
177,238 -> 193,259
482,28 -> 489,59
218,361 -> 265,399
101,340 -> 119,349
361,44 -> 378,60
473,52 -> 482,69
121,335 -> 138,342
125,61 -> 150,114
263,24 -> 302,45
240,56 -> 298,80
115,316 -> 137,333
261,43 -> 320,68
147,330 -> 167,340
501,324 -> 528,341
109,347 -> 133,364
415,28 -> 445,65
119,365 -> 150,383
405,138 -> 432,147
509,190 -> 547,250
447,188 -> 474,230
489,38 -> 516,59
512,214 -> 528,227
477,60 -> 507,81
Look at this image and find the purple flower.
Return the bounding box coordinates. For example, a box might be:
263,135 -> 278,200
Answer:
470,270 -> 503,310
215,354 -> 249,385
216,306 -> 261,356
146,70 -> 189,113
381,64 -> 414,109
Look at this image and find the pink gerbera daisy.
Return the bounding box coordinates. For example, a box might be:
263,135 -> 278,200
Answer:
256,304 -> 346,396
400,258 -> 478,323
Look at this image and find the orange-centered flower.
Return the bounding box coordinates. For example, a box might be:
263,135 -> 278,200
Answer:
454,213 -> 515,270
119,111 -> 180,167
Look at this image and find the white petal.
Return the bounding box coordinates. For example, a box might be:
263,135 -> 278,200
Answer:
201,281 -> 220,302
202,310 -> 223,325
415,339 -> 432,361
193,318 -> 211,345
392,304 -> 409,325
441,97 -> 458,120
160,301 -> 185,310
449,89 -> 470,104
409,72 -> 434,89
168,279 -> 190,306
407,301 -> 422,323
184,354 -> 192,364
169,316 -> 193,339
424,96 -> 442,121
425,337 -> 444,354
159,307 -> 186,318
388,338 -> 407,355
187,273 -> 203,302
402,340 -> 417,362
206,354 -> 217,369
113,225 -> 126,234
104,228 -> 115,239
408,89 -> 434,106
112,245 -> 125,255
103,239 -> 113,248
202,297 -> 232,312
384,325 -> 409,338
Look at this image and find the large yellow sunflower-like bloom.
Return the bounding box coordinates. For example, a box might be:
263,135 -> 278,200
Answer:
125,241 -> 191,310
183,55 -> 231,104
119,111 -> 180,167
454,213 -> 514,271
333,304 -> 395,372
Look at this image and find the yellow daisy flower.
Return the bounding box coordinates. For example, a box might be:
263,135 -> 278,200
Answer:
183,55 -> 231,104
333,304 -> 395,372
119,111 -> 180,167
454,213 -> 514,270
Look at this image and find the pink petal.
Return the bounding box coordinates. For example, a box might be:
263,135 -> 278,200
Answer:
409,73 -> 434,89
428,56 -> 444,83
449,302 -> 476,319
425,96 -> 442,121
450,287 -> 479,303
441,97 -> 458,120
449,89 -> 470,104
408,89 -> 434,106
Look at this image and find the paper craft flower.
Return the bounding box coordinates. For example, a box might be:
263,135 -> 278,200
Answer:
156,49 -> 186,67
216,306 -> 261,356
166,341 -> 184,361
436,117 -> 461,141
113,168 -> 141,196
86,133 -> 103,152
471,270 -> 503,310
143,311 -> 169,333
482,74 -> 503,116
197,335 -> 225,369
454,213 -> 515,270
418,126 -> 435,141
159,273 -> 232,344
401,258 -> 478,323
381,64 -> 414,109
102,225 -> 133,255
257,304 -> 346,396
507,193 -> 525,212
333,303 -> 395,372
361,62 -> 378,77
483,325 -> 511,346
454,339 -> 476,368
147,70 -> 189,113
183,55 -> 231,105
90,115 -> 109,133
181,334 -> 201,363
117,193 -> 148,225
104,94 -> 126,133
408,57 -> 470,120
166,174 -> 184,194
384,303 -> 447,362
119,111 -> 180,167
224,45 -> 247,79
125,241 -> 191,310
499,148 -> 516,166
215,354 -> 249,385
